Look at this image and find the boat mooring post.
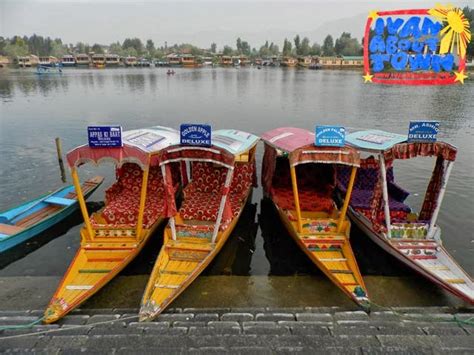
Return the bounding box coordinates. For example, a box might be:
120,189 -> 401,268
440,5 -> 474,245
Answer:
55,137 -> 67,183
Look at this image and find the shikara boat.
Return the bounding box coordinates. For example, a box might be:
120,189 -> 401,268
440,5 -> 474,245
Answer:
338,129 -> 473,304
139,129 -> 259,321
261,127 -> 370,311
0,177 -> 103,253
44,126 -> 182,323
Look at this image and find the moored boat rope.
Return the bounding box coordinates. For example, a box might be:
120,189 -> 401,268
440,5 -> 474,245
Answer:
0,315 -> 139,340
367,300 -> 474,327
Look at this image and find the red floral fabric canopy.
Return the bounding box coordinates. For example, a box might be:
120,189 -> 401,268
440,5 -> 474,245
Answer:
384,142 -> 457,162
158,146 -> 235,168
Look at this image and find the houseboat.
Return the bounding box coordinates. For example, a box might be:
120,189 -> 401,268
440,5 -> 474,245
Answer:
280,56 -> 297,67
75,54 -> 90,67
220,56 -> 233,66
319,56 -> 342,67
123,56 -> 137,67
341,56 -> 363,67
137,58 -> 151,67
61,55 -> 76,67
181,55 -> 195,67
240,56 -> 251,66
91,54 -> 106,68
298,56 -> 312,68
168,55 -> 182,67
232,56 -> 241,67
38,56 -> 58,67
201,57 -> 213,66
16,56 -> 32,68
105,54 -> 120,67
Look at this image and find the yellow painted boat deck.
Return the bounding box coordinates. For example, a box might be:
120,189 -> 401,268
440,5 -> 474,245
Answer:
140,210 -> 242,321
277,207 -> 370,310
44,218 -> 162,323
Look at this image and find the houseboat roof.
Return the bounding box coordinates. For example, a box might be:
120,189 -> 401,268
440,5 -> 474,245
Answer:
346,129 -> 457,161
262,127 -> 360,167
66,126 -> 181,169
342,56 -> 363,60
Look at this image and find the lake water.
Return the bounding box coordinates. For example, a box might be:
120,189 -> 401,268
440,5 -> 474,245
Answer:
0,67 -> 473,307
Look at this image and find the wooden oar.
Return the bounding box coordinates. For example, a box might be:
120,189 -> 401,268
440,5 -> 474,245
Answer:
0,186 -> 68,225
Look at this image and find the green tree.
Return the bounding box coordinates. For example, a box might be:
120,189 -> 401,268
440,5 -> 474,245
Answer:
50,38 -> 66,58
282,38 -> 292,56
146,39 -> 155,57
75,42 -> 86,53
310,43 -> 321,56
236,37 -> 242,53
294,35 -> 301,54
109,42 -> 123,56
299,37 -> 310,56
322,35 -> 335,56
210,43 -> 217,53
222,45 -> 233,56
91,43 -> 104,54
334,32 -> 362,56
122,38 -> 144,55
4,37 -> 29,57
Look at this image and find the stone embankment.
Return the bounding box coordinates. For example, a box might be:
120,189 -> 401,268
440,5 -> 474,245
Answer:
1,306 -> 473,353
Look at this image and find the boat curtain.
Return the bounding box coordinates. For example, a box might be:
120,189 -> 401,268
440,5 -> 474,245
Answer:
385,142 -> 457,162
163,163 -> 177,218
419,156 -> 445,221
261,144 -> 278,195
159,146 -> 235,168
289,145 -> 360,168
67,144 -> 149,169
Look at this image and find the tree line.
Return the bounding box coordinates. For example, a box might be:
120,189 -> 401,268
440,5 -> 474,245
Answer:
1,5 -> 472,61
0,32 -> 365,60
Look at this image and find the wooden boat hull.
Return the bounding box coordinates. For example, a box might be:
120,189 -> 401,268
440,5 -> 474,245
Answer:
139,199 -> 246,321
0,177 -> 103,253
43,217 -> 164,323
273,202 -> 370,311
347,206 -> 474,304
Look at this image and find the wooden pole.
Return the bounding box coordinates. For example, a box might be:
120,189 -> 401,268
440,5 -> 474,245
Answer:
290,164 -> 303,233
161,164 -> 177,241
136,163 -> 150,240
428,161 -> 454,238
337,166 -> 357,233
55,137 -> 66,183
212,167 -> 234,243
379,154 -> 392,238
71,167 -> 94,240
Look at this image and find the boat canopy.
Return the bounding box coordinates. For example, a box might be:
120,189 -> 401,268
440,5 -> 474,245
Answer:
261,127 -> 360,195
261,127 -> 360,167
345,129 -> 457,162
159,128 -> 259,242
345,129 -> 457,238
159,129 -> 259,168
66,126 -> 181,169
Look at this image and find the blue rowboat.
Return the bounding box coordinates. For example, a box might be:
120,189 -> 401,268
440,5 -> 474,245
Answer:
0,176 -> 103,253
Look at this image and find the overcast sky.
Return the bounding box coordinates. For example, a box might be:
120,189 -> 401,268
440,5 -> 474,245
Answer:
0,1 -> 469,49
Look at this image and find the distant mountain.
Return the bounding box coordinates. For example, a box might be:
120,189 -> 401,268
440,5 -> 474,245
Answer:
302,12 -> 368,44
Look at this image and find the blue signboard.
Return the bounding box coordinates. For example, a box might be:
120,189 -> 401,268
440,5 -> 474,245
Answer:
315,126 -> 345,147
180,124 -> 211,146
88,126 -> 123,148
408,121 -> 439,142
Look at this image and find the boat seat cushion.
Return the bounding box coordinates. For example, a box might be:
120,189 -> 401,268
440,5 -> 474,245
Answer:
101,163 -> 166,227
190,162 -> 228,194
271,186 -> 334,213
230,161 -> 255,199
349,189 -> 411,212
180,186 -> 242,223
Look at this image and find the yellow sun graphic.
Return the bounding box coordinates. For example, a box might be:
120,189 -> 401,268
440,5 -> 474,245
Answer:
428,5 -> 471,58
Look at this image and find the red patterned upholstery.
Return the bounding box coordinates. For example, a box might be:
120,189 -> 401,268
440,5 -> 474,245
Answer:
180,161 -> 254,223
272,187 -> 334,213
270,159 -> 335,213
357,208 -> 409,224
101,163 -> 165,227
180,186 -> 242,222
